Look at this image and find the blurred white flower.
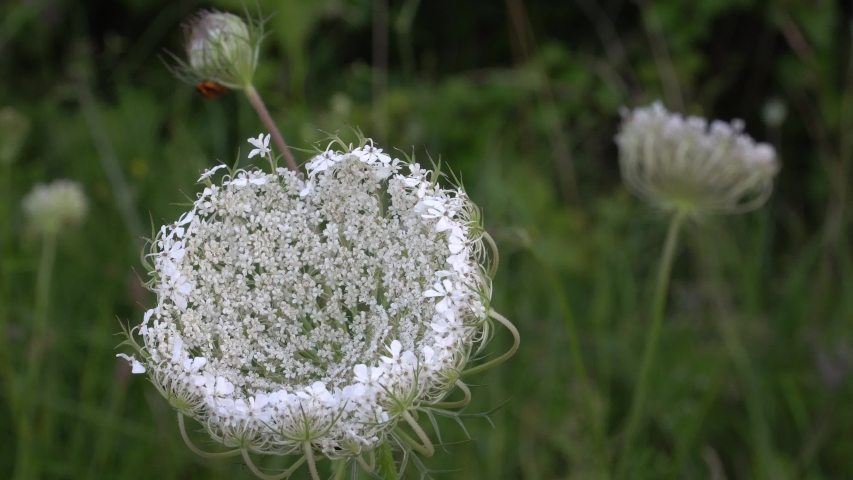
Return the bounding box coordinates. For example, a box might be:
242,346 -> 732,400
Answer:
762,97 -> 787,128
22,180 -> 88,235
615,101 -> 779,215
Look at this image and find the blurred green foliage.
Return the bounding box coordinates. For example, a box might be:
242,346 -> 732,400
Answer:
1,0 -> 852,478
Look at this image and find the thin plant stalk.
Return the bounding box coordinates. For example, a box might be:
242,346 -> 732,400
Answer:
531,248 -> 607,458
303,443 -> 321,480
618,211 -> 685,476
244,84 -> 298,173
15,232 -> 57,480
699,234 -> 778,478
75,80 -> 146,247
0,164 -> 16,417
717,310 -> 777,478
459,309 -> 519,377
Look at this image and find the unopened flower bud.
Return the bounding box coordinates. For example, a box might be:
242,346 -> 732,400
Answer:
615,102 -> 779,215
182,11 -> 258,89
22,180 -> 88,235
0,107 -> 31,167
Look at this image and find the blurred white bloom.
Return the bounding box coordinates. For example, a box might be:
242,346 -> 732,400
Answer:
762,98 -> 787,128
125,136 -> 498,466
22,180 -> 88,235
247,133 -> 270,158
615,102 -> 780,215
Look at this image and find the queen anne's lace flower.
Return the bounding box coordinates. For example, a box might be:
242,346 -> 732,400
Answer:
119,134 -> 516,478
22,180 -> 88,235
616,101 -> 779,215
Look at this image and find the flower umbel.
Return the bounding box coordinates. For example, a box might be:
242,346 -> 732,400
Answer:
615,101 -> 779,215
22,180 -> 88,235
120,135 -> 517,478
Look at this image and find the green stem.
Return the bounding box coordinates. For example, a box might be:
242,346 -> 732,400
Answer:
717,315 -> 776,478
76,80 -> 146,247
426,379 -> 471,409
244,84 -> 298,173
241,448 -> 306,480
303,443 -> 321,480
533,249 -> 606,454
376,442 -> 398,480
460,309 -> 519,378
32,234 -> 56,334
333,459 -> 347,480
14,233 -> 58,480
401,411 -> 435,457
0,163 -> 16,420
177,414 -> 241,459
618,211 -> 685,477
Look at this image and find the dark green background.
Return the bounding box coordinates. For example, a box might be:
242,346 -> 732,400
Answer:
1,0 -> 851,478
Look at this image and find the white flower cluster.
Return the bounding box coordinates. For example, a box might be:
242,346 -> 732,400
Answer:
121,136 -> 493,458
616,101 -> 779,215
22,179 -> 88,235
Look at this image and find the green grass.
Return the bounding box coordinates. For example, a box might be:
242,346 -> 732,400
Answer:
2,0 -> 853,478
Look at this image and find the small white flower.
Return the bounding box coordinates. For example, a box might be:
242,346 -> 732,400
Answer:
299,180 -> 315,197
163,272 -> 192,310
248,133 -> 271,159
116,353 -> 146,374
448,227 -> 469,254
424,279 -> 460,313
353,364 -> 383,384
421,199 -> 456,232
159,240 -> 186,263
380,340 -> 403,364
197,164 -> 227,182
306,150 -> 339,176
353,141 -> 392,165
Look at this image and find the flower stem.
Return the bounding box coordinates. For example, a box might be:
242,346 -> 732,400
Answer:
356,451 -> 376,472
244,84 -> 298,173
402,411 -> 435,457
177,413 -> 241,459
427,379 -> 471,409
717,310 -> 777,477
241,448 -> 306,480
533,249 -> 607,461
460,309 -> 519,377
376,442 -> 398,480
304,442 -> 321,480
14,232 -> 58,480
617,211 -> 685,477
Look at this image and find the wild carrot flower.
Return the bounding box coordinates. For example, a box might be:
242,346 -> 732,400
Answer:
22,180 -> 88,235
616,101 -> 779,216
118,134 -> 516,478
